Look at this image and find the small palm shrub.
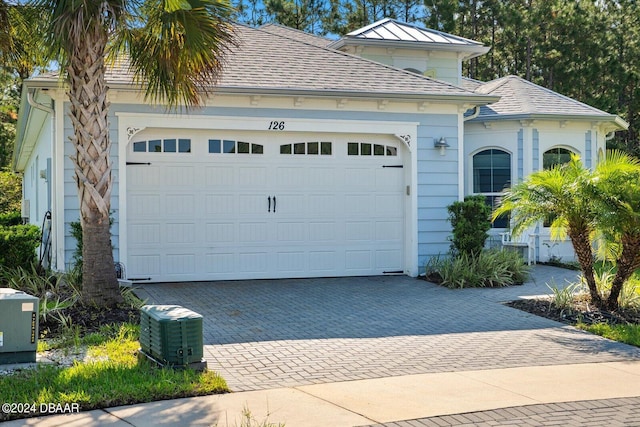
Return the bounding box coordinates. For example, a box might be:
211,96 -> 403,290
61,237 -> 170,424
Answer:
593,267 -> 640,310
547,280 -> 584,310
425,249 -> 530,289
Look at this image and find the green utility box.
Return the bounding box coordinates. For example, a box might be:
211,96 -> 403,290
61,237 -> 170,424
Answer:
0,288 -> 39,364
139,305 -> 205,369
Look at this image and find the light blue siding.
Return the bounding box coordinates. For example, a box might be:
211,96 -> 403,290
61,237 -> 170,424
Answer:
532,129 -> 539,172
415,118 -> 458,269
585,131 -> 592,168
61,102 -> 460,275
518,129 -> 524,180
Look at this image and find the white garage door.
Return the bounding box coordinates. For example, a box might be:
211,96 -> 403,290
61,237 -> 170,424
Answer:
126,131 -> 405,282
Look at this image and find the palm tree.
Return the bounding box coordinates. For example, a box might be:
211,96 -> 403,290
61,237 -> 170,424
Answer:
32,0 -> 235,306
492,155 -> 603,306
587,150 -> 640,310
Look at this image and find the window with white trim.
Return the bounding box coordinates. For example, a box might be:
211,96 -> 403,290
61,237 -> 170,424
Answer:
473,149 -> 511,228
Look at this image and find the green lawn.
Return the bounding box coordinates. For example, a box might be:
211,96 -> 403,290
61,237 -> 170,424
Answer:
0,323 -> 228,422
578,322 -> 640,348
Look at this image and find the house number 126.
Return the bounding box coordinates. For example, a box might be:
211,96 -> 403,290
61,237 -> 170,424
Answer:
268,121 -> 285,130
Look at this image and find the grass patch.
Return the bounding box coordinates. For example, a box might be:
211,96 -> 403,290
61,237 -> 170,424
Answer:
577,322 -> 640,347
0,323 -> 228,422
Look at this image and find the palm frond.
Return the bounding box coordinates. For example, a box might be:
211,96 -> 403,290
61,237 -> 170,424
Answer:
125,0 -> 237,109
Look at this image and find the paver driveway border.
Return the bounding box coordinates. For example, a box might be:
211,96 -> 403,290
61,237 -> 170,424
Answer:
135,265 -> 640,392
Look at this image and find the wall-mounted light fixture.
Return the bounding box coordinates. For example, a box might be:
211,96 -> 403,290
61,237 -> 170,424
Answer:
434,137 -> 449,156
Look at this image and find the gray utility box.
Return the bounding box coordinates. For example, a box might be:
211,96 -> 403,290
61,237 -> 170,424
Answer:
139,305 -> 204,368
0,288 -> 39,364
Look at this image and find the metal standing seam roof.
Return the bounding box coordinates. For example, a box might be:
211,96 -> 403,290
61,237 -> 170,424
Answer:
468,76 -> 626,127
345,18 -> 485,47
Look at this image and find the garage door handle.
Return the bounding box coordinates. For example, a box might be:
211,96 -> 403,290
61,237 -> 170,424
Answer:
273,196 -> 276,213
268,196 -> 271,212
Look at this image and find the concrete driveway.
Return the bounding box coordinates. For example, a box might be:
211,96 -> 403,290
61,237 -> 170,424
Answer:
135,266 -> 640,392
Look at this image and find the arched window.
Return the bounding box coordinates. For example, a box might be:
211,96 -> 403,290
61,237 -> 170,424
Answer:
473,149 -> 511,228
543,147 -> 573,169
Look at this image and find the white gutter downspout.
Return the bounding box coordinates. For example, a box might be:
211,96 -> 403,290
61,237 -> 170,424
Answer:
27,90 -> 54,115
463,106 -> 481,122
605,131 -> 616,141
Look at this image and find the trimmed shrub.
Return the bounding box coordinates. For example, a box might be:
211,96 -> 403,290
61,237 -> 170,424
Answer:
0,224 -> 40,269
0,170 -> 21,214
447,195 -> 492,256
425,249 -> 530,288
0,211 -> 22,226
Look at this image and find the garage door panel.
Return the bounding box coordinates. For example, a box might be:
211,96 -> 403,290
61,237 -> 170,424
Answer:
127,134 -> 405,282
129,254 -> 161,276
308,168 -> 336,187
345,168 -> 375,188
344,194 -> 373,214
237,167 -> 268,187
165,223 -> 196,244
238,252 -> 268,273
376,194 -> 403,215
205,222 -> 235,242
345,221 -> 372,241
163,166 -> 195,186
205,194 -> 235,215
204,253 -> 235,274
277,194 -> 305,215
309,251 -> 337,272
165,253 -> 196,274
238,222 -> 269,242
129,224 -> 161,245
165,194 -> 196,215
238,195 -> 269,215
128,166 -> 160,186
375,250 -> 402,269
375,168 -> 403,189
307,194 -> 336,214
129,194 -> 160,216
376,221 -> 403,240
277,251 -> 306,272
309,222 -> 336,241
345,250 -> 372,270
205,166 -> 235,187
277,222 -> 306,242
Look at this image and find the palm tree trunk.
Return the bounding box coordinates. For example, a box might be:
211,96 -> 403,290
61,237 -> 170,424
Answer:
67,20 -> 121,306
606,233 -> 640,311
568,228 -> 602,307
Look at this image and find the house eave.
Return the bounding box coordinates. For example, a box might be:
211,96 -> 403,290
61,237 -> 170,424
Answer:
327,37 -> 490,60
210,86 -> 500,105
469,113 -> 629,131
13,83 -> 54,172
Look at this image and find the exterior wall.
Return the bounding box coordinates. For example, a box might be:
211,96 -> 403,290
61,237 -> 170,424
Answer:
57,95 -> 461,278
22,115 -> 52,227
346,46 -> 461,85
416,115 -> 459,269
464,119 -> 602,263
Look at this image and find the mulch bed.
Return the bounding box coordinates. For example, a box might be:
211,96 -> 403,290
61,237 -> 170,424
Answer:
40,304 -> 140,338
506,295 -> 640,325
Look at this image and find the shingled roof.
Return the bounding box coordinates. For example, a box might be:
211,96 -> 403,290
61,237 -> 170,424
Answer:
27,23 -> 496,104
259,23 -> 333,48
464,75 -> 627,129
